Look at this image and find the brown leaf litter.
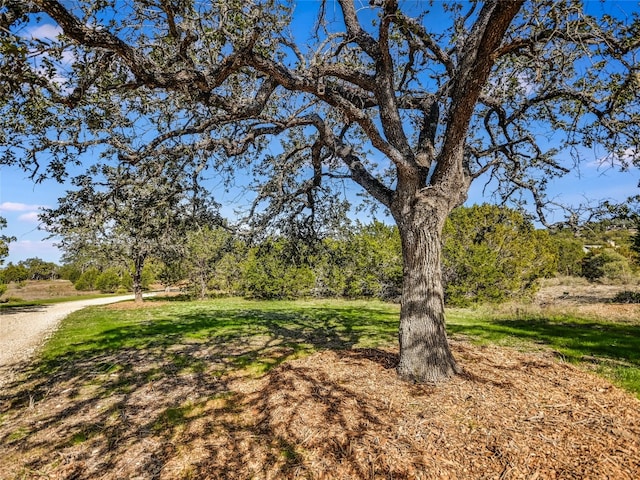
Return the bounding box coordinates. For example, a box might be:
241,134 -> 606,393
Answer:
0,341 -> 638,479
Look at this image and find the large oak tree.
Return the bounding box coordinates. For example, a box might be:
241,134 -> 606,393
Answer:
1,0 -> 639,382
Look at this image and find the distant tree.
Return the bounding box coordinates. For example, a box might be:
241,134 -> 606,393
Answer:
0,216 -> 15,295
3,0 -> 640,382
41,162 -> 219,302
213,238 -> 248,295
184,225 -> 233,299
19,257 -> 58,280
549,229 -> 586,277
2,262 -> 29,283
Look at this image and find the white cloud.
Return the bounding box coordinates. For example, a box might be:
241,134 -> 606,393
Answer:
25,24 -> 63,41
21,24 -> 76,93
6,239 -> 62,264
592,148 -> 640,169
0,202 -> 46,212
18,212 -> 41,223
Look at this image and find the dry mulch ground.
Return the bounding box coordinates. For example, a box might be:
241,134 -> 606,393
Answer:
1,340 -> 638,480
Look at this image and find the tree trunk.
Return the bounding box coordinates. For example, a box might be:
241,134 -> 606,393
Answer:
394,205 -> 460,383
133,254 -> 145,304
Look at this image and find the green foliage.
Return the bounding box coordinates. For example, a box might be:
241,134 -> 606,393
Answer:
442,205 -> 555,306
239,238 -> 315,300
19,257 -> 58,280
40,161 -> 219,298
631,220 -> 640,263
549,232 -> 585,277
118,263 -> 153,292
184,226 -> 233,298
0,216 -> 15,266
58,264 -> 82,283
74,268 -> 100,291
581,248 -> 631,282
311,222 -> 402,300
1,262 -> 29,283
94,268 -> 122,293
0,283 -> 7,297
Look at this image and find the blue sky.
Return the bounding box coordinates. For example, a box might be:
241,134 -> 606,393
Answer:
1,1 -> 639,265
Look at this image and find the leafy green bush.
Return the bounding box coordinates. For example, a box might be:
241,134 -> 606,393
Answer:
240,239 -> 315,299
74,267 -> 100,291
581,249 -> 631,282
95,268 -> 122,293
442,205 -> 556,306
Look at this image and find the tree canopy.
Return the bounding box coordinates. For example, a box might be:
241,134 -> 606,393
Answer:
1,0 -> 639,382
40,159 -> 220,301
0,216 -> 15,267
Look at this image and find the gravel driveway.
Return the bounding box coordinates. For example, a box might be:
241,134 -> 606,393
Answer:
0,295 -> 147,386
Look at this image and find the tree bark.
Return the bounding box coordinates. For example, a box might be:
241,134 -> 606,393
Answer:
393,198 -> 461,383
133,254 -> 145,304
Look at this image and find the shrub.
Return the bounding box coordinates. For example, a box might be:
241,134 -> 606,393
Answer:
581,249 -> 631,282
74,267 -> 100,291
442,205 -> 555,306
95,268 -> 122,293
611,290 -> 640,304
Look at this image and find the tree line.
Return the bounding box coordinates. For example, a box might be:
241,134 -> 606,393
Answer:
3,205 -> 637,305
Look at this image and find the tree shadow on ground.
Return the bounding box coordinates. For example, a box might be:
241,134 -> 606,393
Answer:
0,303 -> 49,314
448,316 -> 640,364
0,302 -> 400,479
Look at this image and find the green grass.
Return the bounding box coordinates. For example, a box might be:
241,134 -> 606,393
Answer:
34,297 -> 640,397
447,308 -> 640,396
38,297 -> 400,374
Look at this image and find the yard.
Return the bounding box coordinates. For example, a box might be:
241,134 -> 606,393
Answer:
0,291 -> 638,479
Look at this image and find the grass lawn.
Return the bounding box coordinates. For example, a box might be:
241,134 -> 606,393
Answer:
35,296 -> 640,396
447,307 -> 640,396
37,297 -> 401,377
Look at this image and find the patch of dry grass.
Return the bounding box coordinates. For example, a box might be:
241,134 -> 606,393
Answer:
0,280 -> 97,302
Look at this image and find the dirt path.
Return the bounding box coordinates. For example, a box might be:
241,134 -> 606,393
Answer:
0,295 -> 148,386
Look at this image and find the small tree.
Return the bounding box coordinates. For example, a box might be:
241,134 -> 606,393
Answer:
184,225 -> 233,299
41,162 -> 219,302
20,257 -> 59,280
0,217 -> 15,267
0,216 -> 15,295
